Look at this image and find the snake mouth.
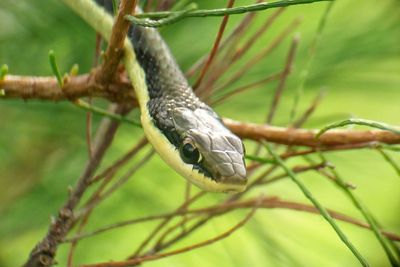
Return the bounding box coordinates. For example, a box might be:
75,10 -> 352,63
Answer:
220,176 -> 248,193
220,174 -> 247,192
222,175 -> 247,185
190,164 -> 247,193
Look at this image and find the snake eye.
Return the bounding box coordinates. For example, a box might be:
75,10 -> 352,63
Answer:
180,142 -> 200,164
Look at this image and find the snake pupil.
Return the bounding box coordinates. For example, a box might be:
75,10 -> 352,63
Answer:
180,143 -> 200,164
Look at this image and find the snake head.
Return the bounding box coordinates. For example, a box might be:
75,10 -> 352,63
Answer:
172,107 -> 247,193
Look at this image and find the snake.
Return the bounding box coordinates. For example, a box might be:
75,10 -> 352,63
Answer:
66,0 -> 247,193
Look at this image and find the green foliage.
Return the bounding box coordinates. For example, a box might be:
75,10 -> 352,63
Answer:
74,99 -> 142,127
48,49 -> 64,87
317,118 -> 400,137
0,64 -> 8,80
0,0 -> 399,267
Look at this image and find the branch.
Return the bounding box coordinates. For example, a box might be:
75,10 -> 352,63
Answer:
96,0 -> 137,84
224,118 -> 400,147
267,33 -> 299,124
131,0 -> 333,20
2,73 -> 399,147
0,74 -> 136,104
192,0 -> 234,89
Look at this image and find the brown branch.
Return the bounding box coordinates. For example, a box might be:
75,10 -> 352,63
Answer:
76,150 -> 155,220
223,118 -> 400,147
231,8 -> 285,63
89,137 -> 148,184
85,33 -> 105,162
211,72 -> 281,106
0,74 -> 136,104
66,137 -> 149,266
280,142 -> 379,158
260,162 -> 327,184
211,17 -> 301,94
267,33 -> 300,124
197,13 -> 293,101
2,73 -> 399,146
185,3 -> 260,78
96,0 -> 137,84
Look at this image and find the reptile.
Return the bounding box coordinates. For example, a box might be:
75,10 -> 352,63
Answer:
73,0 -> 247,192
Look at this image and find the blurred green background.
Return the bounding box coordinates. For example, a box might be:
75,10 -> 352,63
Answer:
0,0 -> 399,266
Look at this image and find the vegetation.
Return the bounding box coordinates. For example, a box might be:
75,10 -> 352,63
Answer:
0,0 -> 399,266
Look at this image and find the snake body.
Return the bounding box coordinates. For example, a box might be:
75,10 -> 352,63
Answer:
69,0 -> 247,192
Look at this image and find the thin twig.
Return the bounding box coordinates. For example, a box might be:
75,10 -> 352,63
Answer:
205,7 -> 287,97
133,0 -> 333,19
85,33 -> 104,161
128,191 -> 206,258
280,142 -> 378,159
76,150 -> 155,218
67,139 -> 150,266
86,99 -> 94,159
211,72 -> 281,106
267,34 -> 300,124
231,8 -> 286,63
89,137 -> 148,184
317,118 -> 400,137
260,162 -> 328,185
192,0 -> 235,90
212,17 -> 301,94
377,149 -> 400,177
185,3 -> 260,77
126,3 -> 197,27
